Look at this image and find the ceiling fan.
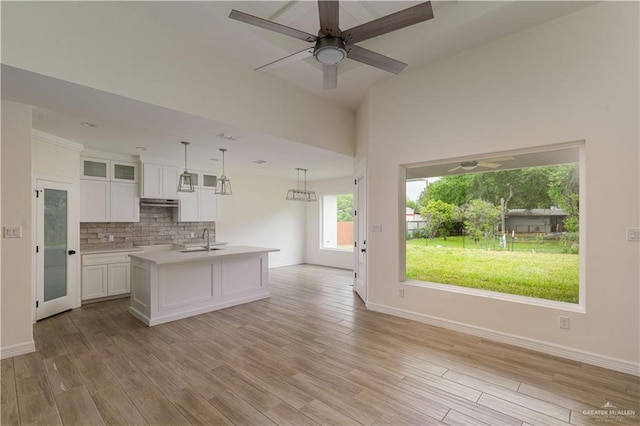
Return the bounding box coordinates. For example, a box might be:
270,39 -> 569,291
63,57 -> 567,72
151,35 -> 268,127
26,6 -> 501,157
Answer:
448,157 -> 515,172
228,1 -> 434,89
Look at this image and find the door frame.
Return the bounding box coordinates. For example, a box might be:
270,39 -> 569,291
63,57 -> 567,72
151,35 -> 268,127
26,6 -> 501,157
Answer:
32,174 -> 81,322
354,165 -> 367,303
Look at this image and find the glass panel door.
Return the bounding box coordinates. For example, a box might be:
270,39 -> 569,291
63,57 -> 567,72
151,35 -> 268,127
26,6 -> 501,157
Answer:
44,189 -> 68,301
36,179 -> 77,321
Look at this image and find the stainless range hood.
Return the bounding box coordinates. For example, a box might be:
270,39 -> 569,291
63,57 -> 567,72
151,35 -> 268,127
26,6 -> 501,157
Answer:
140,198 -> 179,208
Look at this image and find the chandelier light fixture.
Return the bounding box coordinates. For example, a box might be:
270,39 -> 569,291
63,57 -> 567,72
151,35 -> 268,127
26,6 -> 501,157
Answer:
215,148 -> 233,195
286,168 -> 317,202
177,141 -> 195,193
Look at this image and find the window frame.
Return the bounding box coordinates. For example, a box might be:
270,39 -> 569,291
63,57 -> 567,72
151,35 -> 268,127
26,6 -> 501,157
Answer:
399,141 -> 586,312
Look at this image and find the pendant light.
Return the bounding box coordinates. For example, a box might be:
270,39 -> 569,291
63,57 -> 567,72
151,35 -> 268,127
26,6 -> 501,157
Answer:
215,148 -> 232,195
286,168 -> 317,202
177,141 -> 195,193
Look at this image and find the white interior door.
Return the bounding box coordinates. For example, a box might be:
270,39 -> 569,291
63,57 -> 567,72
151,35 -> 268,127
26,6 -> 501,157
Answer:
354,175 -> 367,302
36,180 -> 78,320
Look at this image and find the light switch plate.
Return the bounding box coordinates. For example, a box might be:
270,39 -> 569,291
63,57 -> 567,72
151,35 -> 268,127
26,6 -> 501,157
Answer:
3,226 -> 22,238
627,228 -> 640,241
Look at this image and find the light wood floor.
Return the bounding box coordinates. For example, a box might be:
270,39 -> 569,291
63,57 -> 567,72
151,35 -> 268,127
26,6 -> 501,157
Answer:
2,264 -> 638,425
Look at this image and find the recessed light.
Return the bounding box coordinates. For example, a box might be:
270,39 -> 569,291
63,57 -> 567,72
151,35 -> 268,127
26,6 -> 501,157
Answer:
135,146 -> 147,151
80,121 -> 98,128
209,158 -> 219,162
253,160 -> 266,164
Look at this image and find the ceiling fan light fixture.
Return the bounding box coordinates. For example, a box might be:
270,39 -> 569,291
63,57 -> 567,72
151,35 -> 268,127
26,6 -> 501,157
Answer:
286,168 -> 317,202
460,161 -> 479,171
177,141 -> 195,193
313,37 -> 346,65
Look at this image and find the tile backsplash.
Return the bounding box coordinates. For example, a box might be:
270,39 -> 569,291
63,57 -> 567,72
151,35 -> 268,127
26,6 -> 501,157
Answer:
80,206 -> 215,251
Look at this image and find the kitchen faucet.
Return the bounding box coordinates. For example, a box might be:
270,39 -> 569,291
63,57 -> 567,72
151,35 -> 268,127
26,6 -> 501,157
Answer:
202,228 -> 210,252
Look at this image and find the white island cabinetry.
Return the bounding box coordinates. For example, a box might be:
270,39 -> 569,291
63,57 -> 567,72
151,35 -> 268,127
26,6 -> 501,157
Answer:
128,246 -> 278,326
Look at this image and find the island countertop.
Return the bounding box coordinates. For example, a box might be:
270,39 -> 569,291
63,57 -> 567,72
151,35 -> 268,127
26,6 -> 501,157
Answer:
128,245 -> 279,265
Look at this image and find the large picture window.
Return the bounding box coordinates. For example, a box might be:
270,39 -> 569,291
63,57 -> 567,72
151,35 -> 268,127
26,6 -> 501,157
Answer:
321,193 -> 354,251
404,144 -> 583,305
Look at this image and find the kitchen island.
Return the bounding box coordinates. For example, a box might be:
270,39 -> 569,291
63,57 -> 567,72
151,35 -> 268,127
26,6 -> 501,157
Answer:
128,246 -> 279,326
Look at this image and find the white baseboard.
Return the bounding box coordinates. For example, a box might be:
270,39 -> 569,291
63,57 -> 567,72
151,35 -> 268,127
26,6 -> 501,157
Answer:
1,341 -> 36,359
367,302 -> 640,377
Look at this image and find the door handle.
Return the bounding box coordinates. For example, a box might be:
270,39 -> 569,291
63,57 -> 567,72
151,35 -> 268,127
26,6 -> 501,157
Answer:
68,250 -> 76,255
361,248 -> 366,253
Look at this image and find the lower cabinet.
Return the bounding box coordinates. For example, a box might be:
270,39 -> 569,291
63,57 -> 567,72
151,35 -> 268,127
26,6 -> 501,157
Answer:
82,252 -> 135,301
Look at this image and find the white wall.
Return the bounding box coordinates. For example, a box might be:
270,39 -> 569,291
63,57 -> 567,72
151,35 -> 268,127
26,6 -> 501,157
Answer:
214,173 -> 306,268
360,2 -> 639,373
306,177 -> 354,269
1,1 -> 354,157
1,100 -> 35,358
32,131 -> 83,178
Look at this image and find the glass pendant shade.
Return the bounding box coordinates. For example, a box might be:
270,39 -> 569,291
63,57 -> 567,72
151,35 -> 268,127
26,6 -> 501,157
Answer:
216,175 -> 232,195
177,172 -> 194,193
286,168 -> 317,202
177,141 -> 195,193
215,148 -> 233,195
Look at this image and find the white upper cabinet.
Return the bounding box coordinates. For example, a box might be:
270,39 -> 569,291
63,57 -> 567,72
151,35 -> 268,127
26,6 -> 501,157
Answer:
177,190 -> 200,222
141,163 -> 163,198
141,163 -> 180,199
110,182 -> 140,222
199,189 -> 219,222
112,161 -> 138,183
202,173 -> 217,189
82,157 -> 110,180
177,188 -> 218,222
80,180 -> 110,222
82,157 -> 137,182
162,166 -> 179,199
80,155 -> 139,222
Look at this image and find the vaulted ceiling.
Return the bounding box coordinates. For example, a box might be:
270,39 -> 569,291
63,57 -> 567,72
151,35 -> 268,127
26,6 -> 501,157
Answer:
1,1 -> 595,180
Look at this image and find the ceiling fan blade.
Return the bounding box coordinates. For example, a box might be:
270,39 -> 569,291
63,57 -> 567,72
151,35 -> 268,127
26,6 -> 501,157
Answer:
448,165 -> 463,172
255,48 -> 314,72
318,0 -> 340,37
342,2 -> 434,45
229,9 -> 318,43
486,156 -> 515,163
346,45 -> 407,74
477,162 -> 501,169
323,64 -> 338,90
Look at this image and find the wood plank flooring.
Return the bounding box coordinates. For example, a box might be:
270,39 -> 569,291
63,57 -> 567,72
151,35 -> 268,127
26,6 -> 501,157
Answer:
2,264 -> 638,425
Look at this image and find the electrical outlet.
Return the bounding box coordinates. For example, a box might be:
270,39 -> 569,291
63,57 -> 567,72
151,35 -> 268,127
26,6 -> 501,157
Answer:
399,288 -> 405,298
108,235 -> 114,242
191,232 -> 195,238
627,228 -> 640,241
558,316 -> 570,329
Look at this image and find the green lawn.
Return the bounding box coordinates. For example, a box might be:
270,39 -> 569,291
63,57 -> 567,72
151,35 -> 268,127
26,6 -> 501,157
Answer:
406,238 -> 579,303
